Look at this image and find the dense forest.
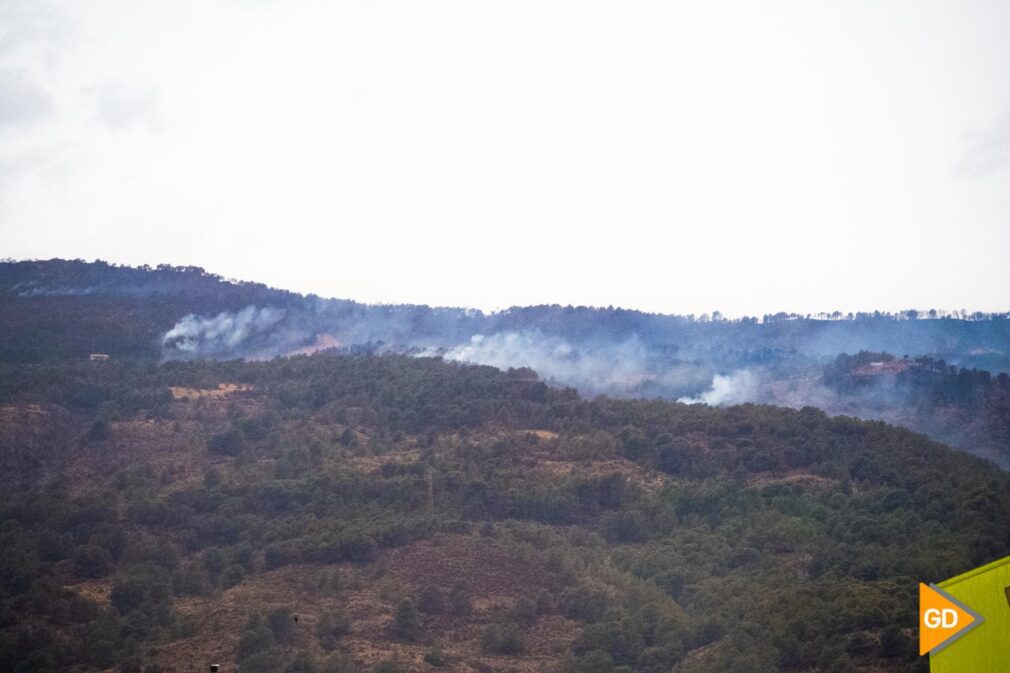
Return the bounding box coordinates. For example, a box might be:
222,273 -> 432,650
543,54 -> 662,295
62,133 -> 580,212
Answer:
3,259 -> 1009,370
2,353 -> 1009,673
821,352 -> 1010,464
2,259 -> 1009,463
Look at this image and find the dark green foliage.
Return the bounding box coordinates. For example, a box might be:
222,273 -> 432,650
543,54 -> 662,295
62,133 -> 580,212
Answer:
110,566 -> 171,616
236,616 -> 275,662
879,625 -> 911,658
447,581 -> 473,616
512,597 -> 538,626
317,609 -> 351,650
601,511 -> 646,543
208,428 -> 246,456
575,650 -> 615,673
266,607 -> 295,644
119,658 -> 142,673
172,561 -> 210,596
571,605 -> 683,670
73,544 -> 114,578
87,418 -> 111,442
561,586 -> 610,623
219,563 -> 245,589
203,467 -> 222,489
480,622 -> 524,655
417,585 -> 444,614
392,599 -> 420,641
423,646 -> 445,667
2,352 -> 1010,673
0,259 -> 302,362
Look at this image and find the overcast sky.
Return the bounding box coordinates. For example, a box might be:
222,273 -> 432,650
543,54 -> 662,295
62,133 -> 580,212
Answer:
1,0 -> 1008,316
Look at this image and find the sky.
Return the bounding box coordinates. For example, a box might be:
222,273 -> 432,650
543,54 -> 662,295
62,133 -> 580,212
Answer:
0,0 -> 1008,316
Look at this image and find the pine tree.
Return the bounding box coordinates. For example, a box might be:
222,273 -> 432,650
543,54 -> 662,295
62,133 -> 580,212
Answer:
392,599 -> 420,641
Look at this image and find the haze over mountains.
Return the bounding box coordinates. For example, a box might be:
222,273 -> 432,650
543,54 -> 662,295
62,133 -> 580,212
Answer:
4,258 -> 1010,673
3,2 -> 1008,670
2,259 -> 1008,464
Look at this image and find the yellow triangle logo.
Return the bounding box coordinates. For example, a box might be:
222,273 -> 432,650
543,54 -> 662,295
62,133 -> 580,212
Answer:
920,583 -> 983,656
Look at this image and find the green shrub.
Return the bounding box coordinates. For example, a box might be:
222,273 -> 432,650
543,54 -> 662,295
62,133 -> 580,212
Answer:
561,586 -> 609,623
219,564 -> 246,589
417,585 -> 445,614
575,650 -> 614,673
480,622 -> 524,655
512,597 -> 538,626
208,428 -> 246,456
317,609 -> 351,650
423,646 -> 445,667
392,599 -> 420,641
267,607 -> 295,643
448,581 -> 472,616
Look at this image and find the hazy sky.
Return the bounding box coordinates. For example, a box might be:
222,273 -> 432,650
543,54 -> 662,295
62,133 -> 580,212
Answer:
1,0 -> 1008,316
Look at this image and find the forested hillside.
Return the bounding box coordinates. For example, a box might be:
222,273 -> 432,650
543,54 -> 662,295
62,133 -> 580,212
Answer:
2,259 -> 1009,463
3,354 -> 1008,673
3,259 -> 1009,370
0,260 -> 303,362
822,352 -> 1010,461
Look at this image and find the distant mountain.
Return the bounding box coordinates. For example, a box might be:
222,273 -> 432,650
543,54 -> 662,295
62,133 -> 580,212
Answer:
3,259 -> 1008,366
2,258 -> 1009,461
0,259 -> 301,362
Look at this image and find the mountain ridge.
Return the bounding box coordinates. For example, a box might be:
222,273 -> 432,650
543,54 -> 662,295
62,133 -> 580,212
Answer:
2,258 -> 1009,464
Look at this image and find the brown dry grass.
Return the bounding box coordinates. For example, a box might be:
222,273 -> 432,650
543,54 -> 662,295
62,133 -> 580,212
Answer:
522,455 -> 668,492
344,448 -> 422,476
146,535 -> 579,673
520,430 -> 559,440
0,403 -> 47,417
0,403 -> 90,489
68,578 -> 112,609
169,384 -> 254,400
745,470 -> 837,490
62,417 -> 209,493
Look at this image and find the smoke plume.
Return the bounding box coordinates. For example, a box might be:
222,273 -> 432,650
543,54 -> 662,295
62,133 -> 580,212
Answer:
679,369 -> 761,406
162,305 -> 294,358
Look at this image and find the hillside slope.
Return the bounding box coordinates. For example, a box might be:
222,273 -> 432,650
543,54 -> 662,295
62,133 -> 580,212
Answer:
3,259 -> 1008,463
3,259 -> 1009,370
3,354 -> 1009,673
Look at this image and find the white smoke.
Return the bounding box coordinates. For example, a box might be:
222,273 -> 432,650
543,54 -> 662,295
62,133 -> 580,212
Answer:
679,369 -> 761,406
162,305 -> 288,356
439,331 -> 712,398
